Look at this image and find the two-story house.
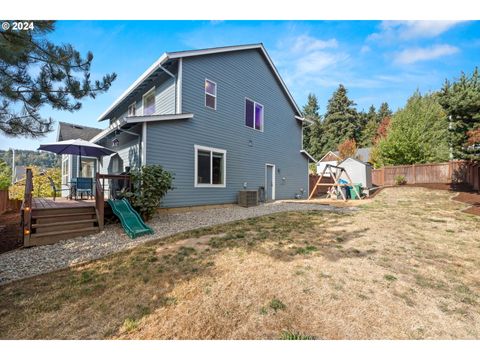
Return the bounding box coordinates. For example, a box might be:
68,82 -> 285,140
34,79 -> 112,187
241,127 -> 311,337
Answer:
61,43 -> 315,208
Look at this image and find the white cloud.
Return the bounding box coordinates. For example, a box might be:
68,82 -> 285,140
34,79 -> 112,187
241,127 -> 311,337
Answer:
272,34 -> 347,81
369,20 -> 467,41
289,34 -> 338,53
360,45 -> 371,54
394,44 -> 459,65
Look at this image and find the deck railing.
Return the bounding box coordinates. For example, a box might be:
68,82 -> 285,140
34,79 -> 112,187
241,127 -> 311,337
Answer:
21,168 -> 33,245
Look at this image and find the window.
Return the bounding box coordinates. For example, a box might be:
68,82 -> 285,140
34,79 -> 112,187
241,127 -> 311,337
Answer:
245,98 -> 263,131
143,87 -> 155,116
128,102 -> 136,116
62,155 -> 69,186
80,158 -> 96,178
205,79 -> 216,109
194,145 -> 226,187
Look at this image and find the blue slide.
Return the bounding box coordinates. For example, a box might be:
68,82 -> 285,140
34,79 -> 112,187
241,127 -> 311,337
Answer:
107,198 -> 154,239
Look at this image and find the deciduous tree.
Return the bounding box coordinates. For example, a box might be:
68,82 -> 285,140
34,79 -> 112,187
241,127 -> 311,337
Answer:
375,92 -> 449,166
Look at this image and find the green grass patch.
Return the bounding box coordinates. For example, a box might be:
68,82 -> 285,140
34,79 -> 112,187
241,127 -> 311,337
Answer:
280,330 -> 316,340
384,274 -> 397,282
269,298 -> 286,312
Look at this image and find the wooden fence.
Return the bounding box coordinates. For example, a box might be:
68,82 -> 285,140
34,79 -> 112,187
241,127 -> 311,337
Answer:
0,189 -> 22,214
372,161 -> 480,190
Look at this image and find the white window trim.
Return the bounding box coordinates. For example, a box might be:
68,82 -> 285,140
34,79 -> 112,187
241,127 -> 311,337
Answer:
142,86 -> 156,116
194,144 -> 226,188
128,102 -> 136,117
205,79 -> 217,110
244,97 -> 264,132
265,163 -> 276,200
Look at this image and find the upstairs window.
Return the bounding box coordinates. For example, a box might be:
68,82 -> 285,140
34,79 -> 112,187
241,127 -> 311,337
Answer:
128,102 -> 136,116
143,87 -> 156,116
205,79 -> 217,109
245,98 -> 263,131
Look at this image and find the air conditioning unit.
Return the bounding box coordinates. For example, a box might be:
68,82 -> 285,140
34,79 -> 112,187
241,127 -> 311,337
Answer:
238,190 -> 258,207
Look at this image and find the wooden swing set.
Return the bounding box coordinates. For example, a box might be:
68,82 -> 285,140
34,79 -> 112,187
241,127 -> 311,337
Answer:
308,164 -> 361,201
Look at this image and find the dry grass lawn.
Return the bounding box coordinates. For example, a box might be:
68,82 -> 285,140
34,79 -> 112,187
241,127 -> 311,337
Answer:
0,187 -> 479,339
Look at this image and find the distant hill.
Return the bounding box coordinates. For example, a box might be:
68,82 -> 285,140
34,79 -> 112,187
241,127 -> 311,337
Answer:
0,149 -> 60,169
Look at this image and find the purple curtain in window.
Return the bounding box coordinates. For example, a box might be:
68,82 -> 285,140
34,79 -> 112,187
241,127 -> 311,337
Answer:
254,103 -> 263,130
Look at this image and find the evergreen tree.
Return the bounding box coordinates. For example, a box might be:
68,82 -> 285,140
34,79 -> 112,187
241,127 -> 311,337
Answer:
376,92 -> 449,166
359,105 -> 378,147
320,84 -> 359,154
0,21 -> 117,138
437,68 -> 480,160
302,93 -> 321,152
377,102 -> 393,123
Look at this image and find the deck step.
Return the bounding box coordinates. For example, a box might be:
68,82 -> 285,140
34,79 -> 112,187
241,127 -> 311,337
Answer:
26,226 -> 100,246
30,226 -> 99,238
32,206 -> 95,218
32,219 -> 97,229
32,209 -> 96,219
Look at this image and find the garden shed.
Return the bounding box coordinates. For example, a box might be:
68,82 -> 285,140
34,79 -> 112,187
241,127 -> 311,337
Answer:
338,157 -> 372,189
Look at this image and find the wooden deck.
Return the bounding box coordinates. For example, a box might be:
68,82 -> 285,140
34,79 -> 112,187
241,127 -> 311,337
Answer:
32,197 -> 95,209
25,197 -> 100,247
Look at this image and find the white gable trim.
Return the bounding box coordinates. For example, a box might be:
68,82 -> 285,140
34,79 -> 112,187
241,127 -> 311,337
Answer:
318,151 -> 341,163
97,43 -> 301,121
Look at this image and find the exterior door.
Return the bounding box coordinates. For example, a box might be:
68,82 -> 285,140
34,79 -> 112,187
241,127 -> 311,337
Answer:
265,164 -> 275,201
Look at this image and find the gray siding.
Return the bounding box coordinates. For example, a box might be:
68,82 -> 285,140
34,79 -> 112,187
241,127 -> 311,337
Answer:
146,49 -> 308,207
109,71 -> 176,124
98,127 -> 142,174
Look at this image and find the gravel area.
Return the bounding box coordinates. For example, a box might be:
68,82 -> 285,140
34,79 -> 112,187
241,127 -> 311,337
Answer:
0,202 -> 356,285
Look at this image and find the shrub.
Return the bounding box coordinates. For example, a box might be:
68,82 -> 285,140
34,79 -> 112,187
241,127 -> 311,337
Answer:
394,175 -> 407,185
9,166 -> 61,200
124,165 -> 173,221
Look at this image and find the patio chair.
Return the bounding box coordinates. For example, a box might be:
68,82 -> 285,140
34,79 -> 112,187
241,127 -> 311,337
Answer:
48,177 -> 70,201
76,177 -> 93,200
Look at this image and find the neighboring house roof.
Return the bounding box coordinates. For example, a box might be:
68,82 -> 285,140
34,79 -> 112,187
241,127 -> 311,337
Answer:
333,147 -> 371,163
57,122 -> 103,142
317,151 -> 341,163
97,43 -> 302,122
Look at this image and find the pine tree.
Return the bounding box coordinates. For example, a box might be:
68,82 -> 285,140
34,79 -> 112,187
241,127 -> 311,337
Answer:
0,21 -> 117,138
377,102 -> 393,123
437,68 -> 480,160
302,93 -> 321,152
320,84 -> 359,154
359,105 -> 377,147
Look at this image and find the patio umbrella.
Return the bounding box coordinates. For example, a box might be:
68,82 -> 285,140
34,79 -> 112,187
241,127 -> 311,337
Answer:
38,138 -> 116,177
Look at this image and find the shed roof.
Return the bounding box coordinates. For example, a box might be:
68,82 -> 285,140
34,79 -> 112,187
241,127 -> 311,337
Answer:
338,157 -> 372,167
332,147 -> 371,163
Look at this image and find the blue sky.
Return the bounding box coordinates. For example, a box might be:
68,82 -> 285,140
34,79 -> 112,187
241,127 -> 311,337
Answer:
2,20 -> 479,150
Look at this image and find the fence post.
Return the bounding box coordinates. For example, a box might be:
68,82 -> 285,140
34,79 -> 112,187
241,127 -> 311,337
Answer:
382,167 -> 385,186
448,161 -> 452,183
412,164 -> 416,184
